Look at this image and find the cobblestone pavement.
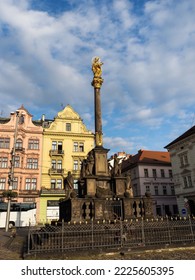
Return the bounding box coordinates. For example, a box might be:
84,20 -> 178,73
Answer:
1,228 -> 195,260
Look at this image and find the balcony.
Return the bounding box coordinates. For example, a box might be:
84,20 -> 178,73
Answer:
14,147 -> 25,153
41,187 -> 65,195
49,149 -> 64,156
18,190 -> 40,196
49,168 -> 64,175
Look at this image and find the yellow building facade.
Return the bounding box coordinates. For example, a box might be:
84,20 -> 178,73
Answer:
39,105 -> 94,223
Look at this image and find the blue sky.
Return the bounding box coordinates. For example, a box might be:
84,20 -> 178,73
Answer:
0,0 -> 195,156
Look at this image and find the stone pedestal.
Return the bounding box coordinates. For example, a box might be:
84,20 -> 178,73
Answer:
115,177 -> 126,196
86,177 -> 96,197
71,199 -> 83,221
123,198 -> 135,219
93,146 -> 109,176
94,199 -> 105,220
143,197 -> 154,218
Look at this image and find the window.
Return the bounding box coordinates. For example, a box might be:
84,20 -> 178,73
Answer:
52,160 -> 56,169
51,179 -> 56,189
25,178 -> 37,190
79,159 -> 82,170
133,184 -> 138,196
74,180 -> 79,192
171,185 -> 175,195
163,186 -> 167,195
144,169 -> 149,177
18,115 -> 24,124
73,142 -> 84,152
160,169 -> 165,178
52,141 -> 57,150
50,179 -> 62,189
164,205 -> 170,216
57,160 -> 62,169
156,205 -> 162,216
169,169 -> 173,178
31,179 -> 37,190
57,179 -> 62,189
15,139 -> 23,149
28,139 -> 39,150
0,178 -> 6,190
146,185 -> 150,193
73,160 -> 79,171
51,160 -> 62,170
173,205 -> 179,215
58,142 -> 62,152
152,169 -> 157,178
25,179 -> 31,190
183,175 -> 192,188
14,156 -> 20,168
12,177 -> 18,190
180,153 -> 188,167
154,186 -> 158,195
27,158 -> 38,169
0,138 -> 10,149
73,142 -> 78,152
66,123 -> 71,131
0,157 -> 8,168
52,141 -> 63,152
79,143 -> 84,152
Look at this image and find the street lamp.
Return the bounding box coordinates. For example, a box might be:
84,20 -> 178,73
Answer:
5,110 -> 20,232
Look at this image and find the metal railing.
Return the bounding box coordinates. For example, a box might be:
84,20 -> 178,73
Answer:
27,216 -> 195,255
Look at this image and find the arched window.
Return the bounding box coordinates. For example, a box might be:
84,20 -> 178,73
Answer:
15,139 -> 23,149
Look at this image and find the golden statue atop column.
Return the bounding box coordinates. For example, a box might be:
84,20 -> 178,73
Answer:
91,57 -> 104,88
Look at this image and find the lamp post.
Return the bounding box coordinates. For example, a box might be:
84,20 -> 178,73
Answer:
5,110 -> 19,232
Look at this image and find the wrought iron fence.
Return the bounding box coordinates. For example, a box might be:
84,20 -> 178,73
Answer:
27,216 -> 195,255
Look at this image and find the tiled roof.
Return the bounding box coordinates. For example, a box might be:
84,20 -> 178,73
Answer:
122,150 -> 170,170
164,125 -> 195,149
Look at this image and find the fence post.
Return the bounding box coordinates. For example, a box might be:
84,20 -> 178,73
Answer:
61,219 -> 64,252
27,222 -> 31,255
141,217 -> 145,245
166,216 -> 171,244
120,219 -> 123,248
91,218 -> 94,250
188,215 -> 194,242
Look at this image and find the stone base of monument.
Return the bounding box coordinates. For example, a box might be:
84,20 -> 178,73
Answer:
59,195 -> 154,222
114,177 -> 126,197
85,177 -> 96,197
93,146 -> 110,176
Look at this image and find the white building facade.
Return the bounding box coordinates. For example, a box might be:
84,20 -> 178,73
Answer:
165,126 -> 195,216
122,150 -> 178,217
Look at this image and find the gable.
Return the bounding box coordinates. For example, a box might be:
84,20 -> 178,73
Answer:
56,105 -> 81,120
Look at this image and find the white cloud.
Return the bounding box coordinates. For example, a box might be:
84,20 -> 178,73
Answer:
0,0 -> 195,154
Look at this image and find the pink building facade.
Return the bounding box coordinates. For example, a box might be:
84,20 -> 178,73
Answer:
0,106 -> 43,210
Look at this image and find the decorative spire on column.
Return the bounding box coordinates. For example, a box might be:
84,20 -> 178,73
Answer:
91,57 -> 104,147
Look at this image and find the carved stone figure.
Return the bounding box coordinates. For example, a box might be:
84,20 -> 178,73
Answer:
124,174 -> 134,198
80,159 -> 87,178
64,171 -> 74,190
113,154 -> 121,176
64,171 -> 76,198
85,151 -> 95,175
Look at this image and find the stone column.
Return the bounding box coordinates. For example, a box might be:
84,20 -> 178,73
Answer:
91,57 -> 104,147
94,87 -> 103,146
